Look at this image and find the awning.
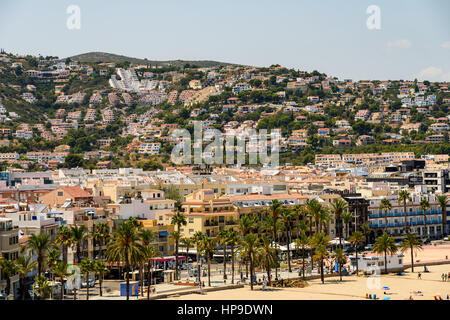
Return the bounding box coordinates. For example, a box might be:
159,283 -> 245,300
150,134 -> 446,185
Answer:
158,231 -> 169,236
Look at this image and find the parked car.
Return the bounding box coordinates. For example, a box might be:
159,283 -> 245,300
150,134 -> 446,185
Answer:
423,238 -> 431,244
443,236 -> 449,241
364,244 -> 373,251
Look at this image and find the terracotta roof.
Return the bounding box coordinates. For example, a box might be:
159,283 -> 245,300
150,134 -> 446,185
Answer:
59,186 -> 92,198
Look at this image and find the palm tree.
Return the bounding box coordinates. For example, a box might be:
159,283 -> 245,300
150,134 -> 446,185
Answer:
226,230 -> 240,284
0,257 -> 17,297
47,247 -> 61,282
294,234 -> 310,280
401,233 -> 423,273
170,212 -> 187,280
26,233 -> 51,276
200,236 -> 216,287
436,194 -> 448,237
379,198 -> 392,233
53,261 -> 70,300
305,199 -> 321,233
70,225 -> 87,264
106,221 -> 144,300
398,190 -> 411,233
15,255 -> 37,300
311,232 -> 330,284
372,233 -> 397,274
55,225 -> 72,265
239,214 -> 258,278
269,199 -> 283,245
33,274 -> 52,300
139,228 -> 157,298
239,214 -> 258,237
193,231 -> 205,285
318,207 -> 332,234
240,233 -> 260,290
360,223 -> 370,244
279,208 -> 294,272
341,210 -> 353,240
93,260 -> 109,297
330,198 -> 349,248
217,229 -> 230,280
92,222 -> 110,259
257,236 -> 278,286
79,257 -> 95,300
332,248 -> 347,281
348,231 -> 365,275
420,198 -> 430,239
180,237 -> 194,261
291,204 -> 306,238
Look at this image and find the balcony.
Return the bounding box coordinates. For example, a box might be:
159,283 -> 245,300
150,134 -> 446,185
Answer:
204,221 -> 219,227
225,220 -> 237,226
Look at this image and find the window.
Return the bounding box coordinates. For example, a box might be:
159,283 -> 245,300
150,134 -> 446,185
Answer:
189,229 -> 194,234
189,217 -> 194,223
57,191 -> 63,196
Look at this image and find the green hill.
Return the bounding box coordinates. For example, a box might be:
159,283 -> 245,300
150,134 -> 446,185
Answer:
68,52 -> 237,68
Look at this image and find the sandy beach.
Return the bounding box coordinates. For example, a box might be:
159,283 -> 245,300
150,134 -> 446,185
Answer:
165,243 -> 450,300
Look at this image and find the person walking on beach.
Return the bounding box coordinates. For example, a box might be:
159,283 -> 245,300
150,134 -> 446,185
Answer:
418,272 -> 422,279
441,273 -> 445,282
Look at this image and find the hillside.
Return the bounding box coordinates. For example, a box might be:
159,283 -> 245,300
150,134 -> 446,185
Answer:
68,52 -> 238,68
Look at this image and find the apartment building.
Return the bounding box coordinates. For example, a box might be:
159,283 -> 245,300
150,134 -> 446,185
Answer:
368,194 -> 444,240
172,189 -> 239,238
0,217 -> 20,298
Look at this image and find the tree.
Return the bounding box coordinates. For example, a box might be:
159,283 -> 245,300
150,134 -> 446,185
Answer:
79,258 -> 95,300
436,195 -> 448,237
332,248 -> 347,281
217,229 -> 230,280
240,233 -> 260,290
398,190 -> 411,233
340,210 -> 353,240
70,225 -> 87,264
379,198 -> 392,233
138,229 -> 156,297
92,222 -> 110,259
200,236 -> 216,287
15,255 -> 37,300
0,257 -> 17,297
53,261 -> 71,300
170,212 -> 187,280
26,233 -> 51,276
106,221 -> 144,300
348,231 -> 365,275
294,234 -> 310,280
257,236 -> 279,286
311,232 -> 330,284
33,274 -> 52,300
330,198 -> 349,248
420,198 -> 430,239
226,230 -> 240,284
64,154 -> 84,168
55,225 -> 72,265
372,233 -> 397,274
401,233 -> 423,273
279,208 -> 294,272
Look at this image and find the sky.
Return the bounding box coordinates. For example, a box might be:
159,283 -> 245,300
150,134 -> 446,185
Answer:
0,0 -> 449,81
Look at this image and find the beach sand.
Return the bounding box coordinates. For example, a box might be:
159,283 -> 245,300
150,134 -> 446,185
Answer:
165,244 -> 450,300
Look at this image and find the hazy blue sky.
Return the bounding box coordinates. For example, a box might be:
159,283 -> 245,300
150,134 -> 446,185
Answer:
1,0 -> 449,81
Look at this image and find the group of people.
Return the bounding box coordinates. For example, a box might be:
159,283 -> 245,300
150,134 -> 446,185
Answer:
440,273 -> 450,281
